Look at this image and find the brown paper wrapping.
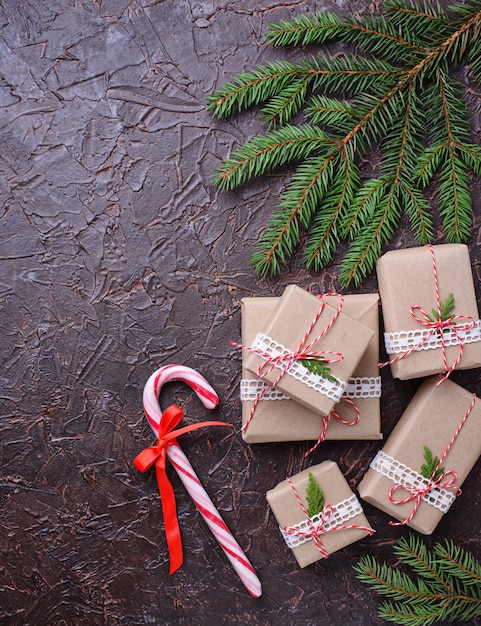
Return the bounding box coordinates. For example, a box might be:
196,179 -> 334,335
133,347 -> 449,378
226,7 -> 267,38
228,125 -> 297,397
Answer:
241,294 -> 382,443
244,285 -> 375,417
358,377 -> 481,534
266,461 -> 373,568
377,244 -> 481,380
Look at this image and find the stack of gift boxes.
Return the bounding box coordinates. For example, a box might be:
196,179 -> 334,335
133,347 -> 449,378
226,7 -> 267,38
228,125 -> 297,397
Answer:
239,244 -> 481,567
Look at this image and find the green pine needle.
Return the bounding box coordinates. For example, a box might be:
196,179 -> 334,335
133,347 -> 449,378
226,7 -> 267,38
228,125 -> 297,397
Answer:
208,0 -> 481,284
306,471 -> 325,518
355,534 -> 481,625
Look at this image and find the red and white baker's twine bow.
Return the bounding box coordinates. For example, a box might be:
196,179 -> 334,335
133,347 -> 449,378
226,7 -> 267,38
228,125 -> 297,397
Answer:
233,293 -> 345,433
380,244 -> 476,384
388,393 -> 477,526
283,477 -> 374,559
133,364 -> 262,598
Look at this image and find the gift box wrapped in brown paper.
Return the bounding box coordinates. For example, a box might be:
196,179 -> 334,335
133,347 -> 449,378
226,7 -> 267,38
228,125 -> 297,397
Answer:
240,294 -> 382,443
243,285 -> 375,418
358,377 -> 481,534
266,461 -> 374,568
377,244 -> 481,380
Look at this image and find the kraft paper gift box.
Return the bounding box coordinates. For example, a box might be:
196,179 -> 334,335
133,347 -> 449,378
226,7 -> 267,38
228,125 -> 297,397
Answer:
240,294 -> 382,443
266,461 -> 374,568
377,244 -> 481,380
358,377 -> 481,534
243,285 -> 375,419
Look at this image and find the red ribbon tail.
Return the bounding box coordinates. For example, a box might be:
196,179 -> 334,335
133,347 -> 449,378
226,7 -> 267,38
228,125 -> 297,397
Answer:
155,453 -> 183,574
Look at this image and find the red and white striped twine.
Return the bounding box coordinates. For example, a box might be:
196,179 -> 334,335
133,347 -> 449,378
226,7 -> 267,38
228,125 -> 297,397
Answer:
380,244 -> 476,384
388,393 -> 477,526
283,477 -> 374,559
234,292 -> 345,432
303,397 -> 360,457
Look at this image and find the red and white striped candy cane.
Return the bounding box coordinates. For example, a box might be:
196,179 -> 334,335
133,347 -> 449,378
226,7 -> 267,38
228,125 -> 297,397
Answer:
143,364 -> 262,598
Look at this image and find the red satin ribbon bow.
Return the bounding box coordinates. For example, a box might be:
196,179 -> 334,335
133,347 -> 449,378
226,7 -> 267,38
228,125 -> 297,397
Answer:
132,404 -> 232,574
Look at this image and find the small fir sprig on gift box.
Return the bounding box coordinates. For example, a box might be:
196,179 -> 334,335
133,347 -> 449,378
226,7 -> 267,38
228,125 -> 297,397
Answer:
421,445 -> 445,482
301,358 -> 338,383
426,293 -> 455,327
306,471 -> 325,518
207,0 -> 481,286
355,534 -> 481,625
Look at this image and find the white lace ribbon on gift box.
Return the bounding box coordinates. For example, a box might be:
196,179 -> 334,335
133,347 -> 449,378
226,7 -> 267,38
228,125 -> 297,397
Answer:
280,493 -> 364,548
246,332 -> 347,403
240,376 -> 381,402
384,319 -> 481,355
369,450 -> 457,513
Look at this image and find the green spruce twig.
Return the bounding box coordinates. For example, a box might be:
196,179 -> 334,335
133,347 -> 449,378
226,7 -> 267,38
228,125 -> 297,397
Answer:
355,534 -> 481,625
207,0 -> 481,286
306,471 -> 325,518
426,292 -> 455,323
300,357 -> 338,383
420,445 -> 445,482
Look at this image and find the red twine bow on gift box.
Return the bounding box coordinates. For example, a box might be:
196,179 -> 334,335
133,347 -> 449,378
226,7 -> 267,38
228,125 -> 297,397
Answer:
388,393 -> 477,527
133,404 -> 232,574
283,477 -> 374,559
304,397 -> 360,457
233,292 -> 346,433
380,244 -> 476,384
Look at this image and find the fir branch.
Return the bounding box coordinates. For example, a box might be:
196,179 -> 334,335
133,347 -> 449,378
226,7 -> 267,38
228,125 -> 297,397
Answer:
339,178 -> 403,286
355,534 -> 481,625
208,0 -> 481,284
308,54 -> 402,96
206,61 -> 308,118
467,39 -> 481,82
268,10 -> 428,64
305,96 -> 357,133
300,357 -> 337,383
426,292 -> 455,323
420,445 -> 445,482
251,152 -> 337,275
384,0 -> 449,41
306,471 -> 325,518
261,76 -> 312,127
304,152 -> 360,269
266,11 -> 345,47
214,124 -> 330,191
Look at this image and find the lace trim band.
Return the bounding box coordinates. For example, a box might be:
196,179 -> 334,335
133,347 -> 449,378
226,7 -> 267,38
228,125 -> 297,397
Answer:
280,494 -> 363,548
248,332 -> 347,402
384,320 -> 481,355
369,450 -> 456,513
240,376 -> 381,402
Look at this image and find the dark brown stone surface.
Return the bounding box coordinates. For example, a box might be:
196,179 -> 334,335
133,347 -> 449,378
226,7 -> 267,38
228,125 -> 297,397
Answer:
1,1 -> 481,624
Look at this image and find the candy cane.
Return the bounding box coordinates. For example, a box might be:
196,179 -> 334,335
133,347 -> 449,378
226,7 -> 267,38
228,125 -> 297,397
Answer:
142,364 -> 262,598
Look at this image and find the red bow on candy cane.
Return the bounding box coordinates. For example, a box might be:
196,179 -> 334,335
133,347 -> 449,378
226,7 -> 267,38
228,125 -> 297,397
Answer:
133,404 -> 232,574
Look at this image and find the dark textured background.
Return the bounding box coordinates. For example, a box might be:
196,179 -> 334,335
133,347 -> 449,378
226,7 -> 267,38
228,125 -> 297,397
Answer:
2,1 -> 481,624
